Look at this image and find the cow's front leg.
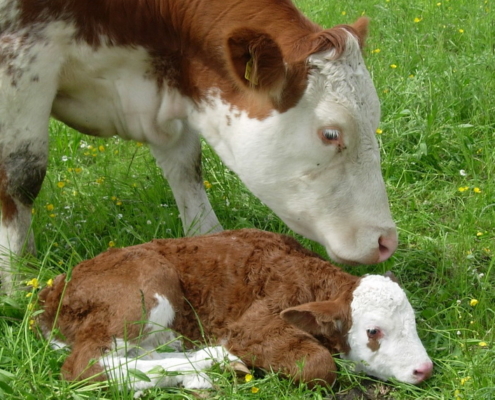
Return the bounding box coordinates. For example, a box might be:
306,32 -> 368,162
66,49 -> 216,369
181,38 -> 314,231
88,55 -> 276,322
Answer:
149,123 -> 222,236
226,302 -> 338,388
0,140 -> 47,294
0,33 -> 59,294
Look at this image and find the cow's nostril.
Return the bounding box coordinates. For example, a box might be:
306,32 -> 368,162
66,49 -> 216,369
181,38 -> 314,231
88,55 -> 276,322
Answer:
413,361 -> 434,382
376,234 -> 398,263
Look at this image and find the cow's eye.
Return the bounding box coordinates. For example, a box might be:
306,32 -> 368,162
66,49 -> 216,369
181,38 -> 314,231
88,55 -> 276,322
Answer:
367,328 -> 381,339
318,127 -> 342,145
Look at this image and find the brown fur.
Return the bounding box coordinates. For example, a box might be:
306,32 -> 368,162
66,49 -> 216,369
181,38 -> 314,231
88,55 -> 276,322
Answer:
17,0 -> 369,118
38,229 -> 360,387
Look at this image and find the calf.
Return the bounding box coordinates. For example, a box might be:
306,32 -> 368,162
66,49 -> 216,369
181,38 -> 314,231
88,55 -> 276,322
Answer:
38,229 -> 432,392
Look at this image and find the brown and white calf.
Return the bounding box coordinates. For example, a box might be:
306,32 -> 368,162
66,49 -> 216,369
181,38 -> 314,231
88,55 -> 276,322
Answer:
38,229 -> 432,391
0,0 -> 397,293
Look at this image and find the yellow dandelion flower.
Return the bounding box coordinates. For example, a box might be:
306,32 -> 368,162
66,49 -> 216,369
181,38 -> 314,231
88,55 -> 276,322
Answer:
376,128 -> 383,134
414,17 -> 422,23
47,278 -> 54,287
49,213 -> 56,218
108,241 -> 116,248
460,376 -> 471,385
473,187 -> 481,193
459,29 -> 464,33
75,167 -> 83,173
98,145 -> 105,152
46,204 -> 54,211
390,64 -> 397,69
478,341 -> 487,347
203,180 -> 212,189
251,387 -> 260,393
372,48 -> 381,54
26,292 -> 33,298
57,181 -> 66,188
476,232 -> 483,236
116,201 -> 122,206
458,186 -> 469,192
96,177 -> 105,184
341,11 -> 346,16
470,299 -> 479,307
26,278 -> 39,289
245,374 -> 253,382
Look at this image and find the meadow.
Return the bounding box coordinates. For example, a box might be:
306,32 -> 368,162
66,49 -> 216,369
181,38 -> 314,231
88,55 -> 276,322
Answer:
0,0 -> 494,398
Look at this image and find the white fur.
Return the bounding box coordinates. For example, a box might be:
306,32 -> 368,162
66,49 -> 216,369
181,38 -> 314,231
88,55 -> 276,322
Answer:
101,344 -> 240,392
193,35 -> 396,264
344,275 -> 433,384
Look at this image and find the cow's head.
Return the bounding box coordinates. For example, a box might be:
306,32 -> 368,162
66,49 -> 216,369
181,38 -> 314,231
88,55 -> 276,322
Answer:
281,274 -> 433,384
193,18 -> 397,265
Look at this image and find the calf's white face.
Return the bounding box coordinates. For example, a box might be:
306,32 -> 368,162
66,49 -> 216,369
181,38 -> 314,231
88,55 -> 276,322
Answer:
196,35 -> 397,265
345,275 -> 433,384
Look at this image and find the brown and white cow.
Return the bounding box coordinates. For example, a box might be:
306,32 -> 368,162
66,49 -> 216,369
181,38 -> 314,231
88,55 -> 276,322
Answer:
38,229 -> 432,392
0,0 -> 397,293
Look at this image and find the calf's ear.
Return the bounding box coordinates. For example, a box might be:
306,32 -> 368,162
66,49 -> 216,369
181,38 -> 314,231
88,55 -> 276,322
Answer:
384,271 -> 401,285
281,300 -> 347,336
226,28 -> 286,93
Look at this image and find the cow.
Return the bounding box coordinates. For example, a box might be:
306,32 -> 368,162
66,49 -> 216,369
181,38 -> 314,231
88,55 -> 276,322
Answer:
38,229 -> 433,393
0,0 -> 397,293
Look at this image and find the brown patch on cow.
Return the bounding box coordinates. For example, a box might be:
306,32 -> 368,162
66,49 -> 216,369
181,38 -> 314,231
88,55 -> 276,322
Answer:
0,166 -> 18,225
17,0 -> 361,119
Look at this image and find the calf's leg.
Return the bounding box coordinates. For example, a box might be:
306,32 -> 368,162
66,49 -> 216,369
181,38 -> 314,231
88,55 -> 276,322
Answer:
226,303 -> 338,388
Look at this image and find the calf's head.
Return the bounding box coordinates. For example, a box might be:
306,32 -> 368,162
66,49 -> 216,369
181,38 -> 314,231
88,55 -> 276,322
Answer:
281,274 -> 433,384
199,18 -> 397,265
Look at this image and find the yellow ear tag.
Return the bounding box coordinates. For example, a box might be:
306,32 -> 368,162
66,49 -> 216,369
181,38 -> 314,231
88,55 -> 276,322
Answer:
244,58 -> 258,85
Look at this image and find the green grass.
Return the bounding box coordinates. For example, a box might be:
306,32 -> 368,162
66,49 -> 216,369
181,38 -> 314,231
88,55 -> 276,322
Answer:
1,0 -> 494,398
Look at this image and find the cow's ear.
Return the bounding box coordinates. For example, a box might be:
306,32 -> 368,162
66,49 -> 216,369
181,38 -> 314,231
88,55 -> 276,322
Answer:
226,28 -> 286,93
303,17 -> 369,60
348,17 -> 369,49
281,300 -> 347,336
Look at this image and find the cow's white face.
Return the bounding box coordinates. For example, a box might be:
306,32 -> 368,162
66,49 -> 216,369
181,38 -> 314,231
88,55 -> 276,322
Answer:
195,34 -> 396,265
345,275 -> 433,384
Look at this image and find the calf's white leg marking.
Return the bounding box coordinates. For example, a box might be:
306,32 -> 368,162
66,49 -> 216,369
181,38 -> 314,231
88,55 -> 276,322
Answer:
99,294 -> 242,391
101,345 -> 240,391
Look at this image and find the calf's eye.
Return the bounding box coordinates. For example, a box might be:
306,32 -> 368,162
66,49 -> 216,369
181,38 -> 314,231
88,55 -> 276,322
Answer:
367,328 -> 380,339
